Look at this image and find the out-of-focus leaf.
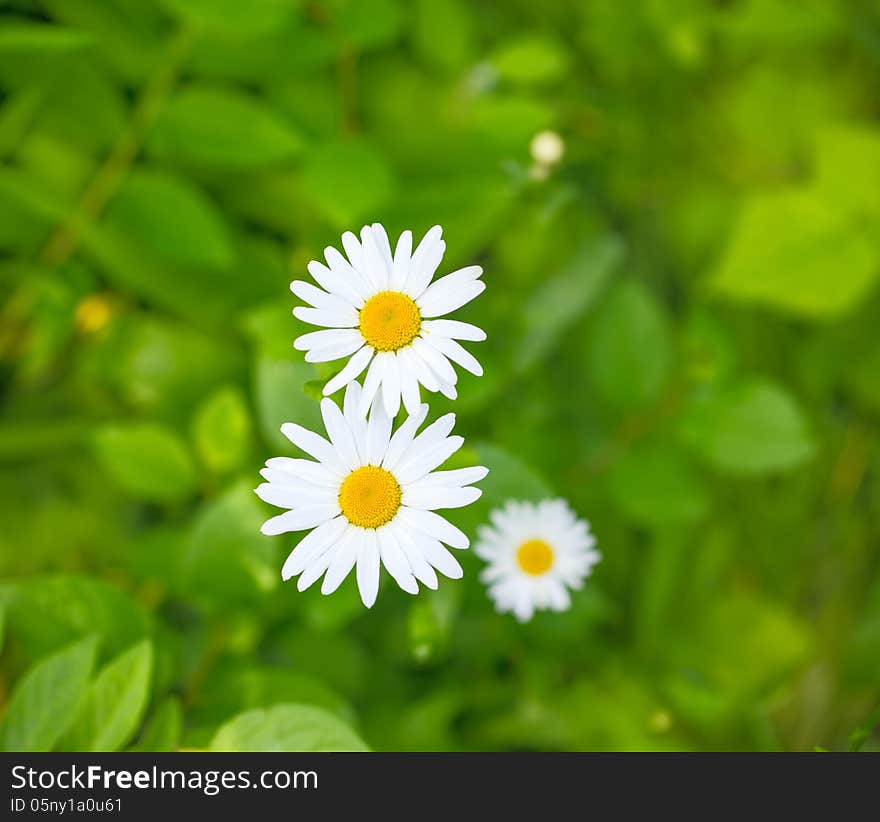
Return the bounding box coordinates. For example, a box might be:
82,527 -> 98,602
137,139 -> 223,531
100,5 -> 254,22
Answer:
149,85 -> 303,168
6,577 -> 150,664
490,35 -> 571,85
254,357 -> 321,450
93,423 -> 197,503
180,481 -> 278,607
0,24 -> 93,54
1,637 -> 97,752
609,441 -> 708,527
814,125 -> 880,218
209,704 -> 369,752
193,386 -> 251,474
160,0 -> 300,34
325,0 -> 402,50
107,170 -> 235,269
710,188 -> 878,318
587,279 -> 672,411
678,380 -> 815,475
412,0 -> 475,73
130,697 -> 183,753
518,235 -> 623,373
62,640 -> 153,752
299,139 -> 394,228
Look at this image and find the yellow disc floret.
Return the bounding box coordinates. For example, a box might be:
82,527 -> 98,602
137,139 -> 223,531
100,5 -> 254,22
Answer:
516,538 -> 554,576
359,291 -> 421,352
338,465 -> 402,528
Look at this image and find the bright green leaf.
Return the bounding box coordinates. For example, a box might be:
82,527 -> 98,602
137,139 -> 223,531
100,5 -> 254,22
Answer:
130,697 -> 183,753
193,385 -> 251,474
159,0 -> 300,34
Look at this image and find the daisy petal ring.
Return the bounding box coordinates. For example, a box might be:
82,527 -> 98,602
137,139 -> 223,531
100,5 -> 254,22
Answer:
256,381 -> 488,608
475,499 -> 600,622
291,223 -> 486,419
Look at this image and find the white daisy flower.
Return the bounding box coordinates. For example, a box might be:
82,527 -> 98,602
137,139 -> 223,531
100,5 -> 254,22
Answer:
475,499 -> 600,623
291,223 -> 486,419
256,381 -> 488,608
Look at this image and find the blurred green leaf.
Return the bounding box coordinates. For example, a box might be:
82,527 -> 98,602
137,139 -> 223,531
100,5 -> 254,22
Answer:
193,385 -> 251,474
209,703 -> 369,752
254,357 -> 321,450
130,697 -> 183,753
160,0 -> 300,34
107,169 -> 235,269
0,24 -> 93,54
491,35 -> 571,85
93,423 -> 197,503
588,279 -> 672,411
149,85 -> 303,168
2,637 -> 97,752
299,139 -> 394,228
62,640 -> 153,752
711,188 -> 879,318
6,577 -> 150,664
678,380 -> 815,475
412,0 -> 476,73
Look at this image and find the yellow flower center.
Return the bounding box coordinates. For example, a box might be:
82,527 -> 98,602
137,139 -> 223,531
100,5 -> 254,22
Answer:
516,538 -> 554,576
338,465 -> 402,528
359,291 -> 421,351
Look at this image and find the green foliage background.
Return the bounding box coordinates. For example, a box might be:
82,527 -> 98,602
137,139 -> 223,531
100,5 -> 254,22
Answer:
1,0 -> 879,752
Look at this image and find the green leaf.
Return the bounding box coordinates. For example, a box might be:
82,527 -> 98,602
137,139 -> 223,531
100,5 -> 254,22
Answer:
180,481 -> 279,607
0,24 -> 93,54
193,386 -> 251,474
149,85 -> 302,168
325,0 -> 402,50
2,637 -> 97,752
254,356 -> 321,450
159,0 -> 300,34
107,169 -> 235,269
491,35 -> 571,85
210,704 -> 369,752
62,640 -> 153,752
6,576 -> 150,663
587,279 -> 672,411
678,380 -> 815,475
299,139 -> 394,228
710,188 -> 879,319
93,423 -> 197,503
814,125 -> 880,219
609,441 -> 709,527
518,235 -> 622,373
130,697 -> 183,753
412,0 -> 475,73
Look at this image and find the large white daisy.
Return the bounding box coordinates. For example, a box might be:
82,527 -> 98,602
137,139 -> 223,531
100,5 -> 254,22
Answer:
291,223 -> 486,418
256,381 -> 488,607
475,499 -> 600,622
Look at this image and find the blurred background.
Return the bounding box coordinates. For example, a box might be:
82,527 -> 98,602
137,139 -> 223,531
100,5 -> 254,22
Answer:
1,0 -> 879,752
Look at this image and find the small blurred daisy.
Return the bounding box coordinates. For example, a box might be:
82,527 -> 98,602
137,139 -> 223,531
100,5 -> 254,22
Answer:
291,223 -> 486,419
256,381 -> 488,608
475,499 -> 599,622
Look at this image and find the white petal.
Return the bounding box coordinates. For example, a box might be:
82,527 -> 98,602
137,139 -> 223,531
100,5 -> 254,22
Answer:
280,423 -> 346,472
418,536 -> 464,579
404,225 -> 444,298
282,516 -> 348,579
322,345 -> 374,397
294,328 -> 360,353
425,335 -> 483,376
381,404 -> 429,472
297,548 -> 336,591
365,399 -> 392,465
360,225 -> 391,290
307,260 -> 366,307
396,506 -> 469,549
398,345 -> 439,392
340,232 -> 366,276
421,319 -> 487,342
356,528 -> 379,607
325,244 -> 371,299
395,436 -> 464,484
393,527 -> 439,590
402,485 -> 481,510
321,529 -> 358,594
412,338 -> 457,385
320,398 -> 360,470
371,223 -> 393,263
261,504 -> 340,535
377,527 -> 418,594
398,356 -> 422,416
380,352 -> 401,419
417,267 -> 482,314
293,306 -> 358,328
409,466 -> 489,489
262,457 -> 341,486
255,483 -> 336,509
417,279 -> 485,318
390,229 -> 412,291
437,381 -> 457,400
358,355 -> 385,417
290,280 -> 356,313
305,337 -> 364,364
